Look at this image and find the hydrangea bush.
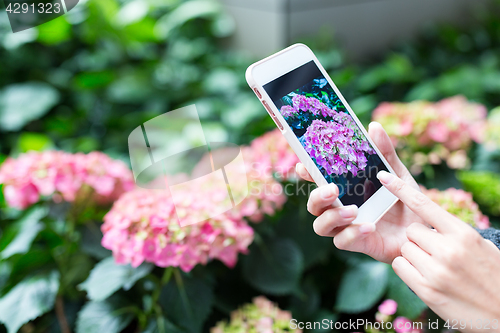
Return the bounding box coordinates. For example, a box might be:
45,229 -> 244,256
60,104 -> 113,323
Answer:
420,187 -> 490,229
0,105 -> 496,333
245,129 -> 300,181
1,108 -> 494,333
211,296 -> 301,333
372,96 -> 488,174
0,151 -> 134,209
101,189 -> 255,271
101,136 -> 290,270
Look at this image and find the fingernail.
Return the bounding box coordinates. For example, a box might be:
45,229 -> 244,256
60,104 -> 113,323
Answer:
359,223 -> 376,234
321,184 -> 337,199
368,121 -> 381,130
339,205 -> 357,218
377,171 -> 394,185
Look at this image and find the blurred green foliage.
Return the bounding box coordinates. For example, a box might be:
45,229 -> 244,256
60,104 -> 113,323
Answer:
460,171 -> 500,216
0,0 -> 266,161
1,0 -> 500,333
305,4 -> 500,125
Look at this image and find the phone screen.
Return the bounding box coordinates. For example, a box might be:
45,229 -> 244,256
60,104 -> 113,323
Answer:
263,60 -> 389,207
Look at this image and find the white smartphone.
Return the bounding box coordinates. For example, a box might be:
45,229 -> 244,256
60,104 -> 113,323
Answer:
246,43 -> 398,224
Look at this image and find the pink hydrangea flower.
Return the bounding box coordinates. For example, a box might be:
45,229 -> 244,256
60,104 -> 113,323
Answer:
3,183 -> 39,210
378,299 -> 398,315
420,186 -> 490,229
372,96 -> 488,174
211,296 -> 301,333
485,106 -> 500,151
246,129 -> 300,181
102,130 -> 293,270
102,188 -> 254,271
0,151 -> 134,209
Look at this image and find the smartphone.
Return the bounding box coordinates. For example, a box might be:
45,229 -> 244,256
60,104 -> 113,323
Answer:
246,43 -> 398,224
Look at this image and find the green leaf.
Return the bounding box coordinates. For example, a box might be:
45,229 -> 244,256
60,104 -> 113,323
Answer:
0,262 -> 12,293
159,273 -> 214,333
142,316 -> 184,333
405,80 -> 439,102
6,250 -> 53,286
59,253 -> 94,298
221,95 -> 264,130
37,16 -> 72,45
347,94 -> 376,125
74,71 -> 115,90
78,257 -> 153,301
80,224 -> 112,260
335,260 -> 389,313
275,194 -> 332,269
75,297 -> 134,333
155,0 -> 221,39
124,18 -> 159,42
0,206 -> 47,260
357,54 -> 417,92
106,72 -> 152,103
310,310 -> 338,333
17,133 -> 54,152
460,171 -> 500,216
0,271 -> 59,333
387,270 -> 427,319
472,144 -> 500,174
242,237 -> 304,295
289,281 -> 321,321
0,83 -> 60,131
211,13 -> 235,38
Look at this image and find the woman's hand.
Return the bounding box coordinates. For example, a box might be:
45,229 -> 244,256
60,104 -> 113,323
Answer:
379,171 -> 500,332
297,122 -> 425,263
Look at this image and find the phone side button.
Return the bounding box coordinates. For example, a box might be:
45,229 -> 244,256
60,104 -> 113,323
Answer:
262,101 -> 284,131
273,115 -> 284,131
261,100 -> 272,114
253,87 -> 262,99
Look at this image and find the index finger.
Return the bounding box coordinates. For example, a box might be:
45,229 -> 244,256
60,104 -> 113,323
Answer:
377,171 -> 458,233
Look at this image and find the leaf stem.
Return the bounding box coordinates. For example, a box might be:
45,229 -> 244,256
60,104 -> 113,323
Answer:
55,296 -> 71,333
161,267 -> 173,285
174,268 -> 194,320
147,267 -> 174,324
151,267 -> 173,303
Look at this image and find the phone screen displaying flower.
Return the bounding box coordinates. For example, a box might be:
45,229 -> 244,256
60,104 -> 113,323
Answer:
263,61 -> 389,206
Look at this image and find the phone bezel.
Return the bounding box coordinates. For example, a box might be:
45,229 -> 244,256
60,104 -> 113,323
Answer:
246,43 -> 398,224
